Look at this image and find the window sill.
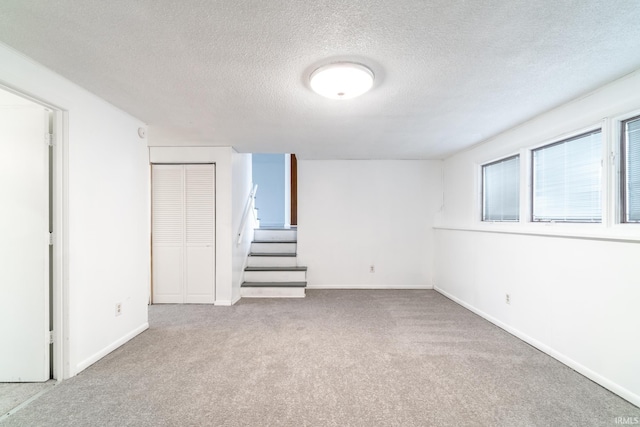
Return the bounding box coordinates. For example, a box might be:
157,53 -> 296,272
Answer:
433,223 -> 640,243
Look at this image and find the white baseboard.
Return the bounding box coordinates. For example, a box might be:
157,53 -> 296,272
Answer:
214,299 -> 233,306
75,322 -> 149,375
231,293 -> 242,305
307,284 -> 433,290
434,286 -> 640,408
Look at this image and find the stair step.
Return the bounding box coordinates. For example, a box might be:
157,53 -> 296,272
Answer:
254,228 -> 297,242
247,253 -> 297,267
249,253 -> 296,257
252,240 -> 297,244
243,268 -> 306,282
241,281 -> 307,288
250,242 -> 296,254
245,266 -> 307,271
241,285 -> 305,298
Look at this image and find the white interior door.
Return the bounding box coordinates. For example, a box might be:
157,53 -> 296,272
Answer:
0,105 -> 50,382
152,164 -> 215,304
152,165 -> 184,303
184,165 -> 215,303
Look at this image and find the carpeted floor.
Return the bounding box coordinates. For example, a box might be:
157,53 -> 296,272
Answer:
1,290 -> 638,426
0,381 -> 55,417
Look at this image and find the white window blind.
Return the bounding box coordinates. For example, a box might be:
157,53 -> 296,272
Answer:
482,155 -> 520,221
532,130 -> 602,222
623,116 -> 640,223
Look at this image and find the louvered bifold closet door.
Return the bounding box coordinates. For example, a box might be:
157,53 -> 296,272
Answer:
152,164 -> 215,304
184,165 -> 215,303
152,165 -> 185,303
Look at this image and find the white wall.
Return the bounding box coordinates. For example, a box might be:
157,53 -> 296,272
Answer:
149,146 -> 236,305
231,151 -> 254,304
0,43 -> 150,377
435,69 -> 640,406
298,160 -> 442,288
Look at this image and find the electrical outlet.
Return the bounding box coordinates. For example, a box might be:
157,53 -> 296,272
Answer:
505,294 -> 510,305
115,302 -> 122,316
370,265 -> 375,273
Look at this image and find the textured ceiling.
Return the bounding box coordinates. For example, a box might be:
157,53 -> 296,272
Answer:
1,1 -> 640,159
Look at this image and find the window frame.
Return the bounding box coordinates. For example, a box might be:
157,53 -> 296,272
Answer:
620,114 -> 640,224
530,129 -> 603,223
481,154 -> 520,222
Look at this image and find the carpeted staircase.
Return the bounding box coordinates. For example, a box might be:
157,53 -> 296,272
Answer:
241,228 -> 306,298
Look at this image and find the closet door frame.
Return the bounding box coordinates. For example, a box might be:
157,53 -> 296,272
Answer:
151,163 -> 215,304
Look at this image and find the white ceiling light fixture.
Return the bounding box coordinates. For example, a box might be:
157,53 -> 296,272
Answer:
309,62 -> 374,100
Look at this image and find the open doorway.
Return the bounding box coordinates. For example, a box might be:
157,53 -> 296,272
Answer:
252,153 -> 297,228
0,86 -> 65,415
290,154 -> 297,226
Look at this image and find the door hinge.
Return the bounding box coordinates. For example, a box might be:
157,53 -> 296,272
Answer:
46,133 -> 54,147
48,331 -> 54,344
49,232 -> 54,246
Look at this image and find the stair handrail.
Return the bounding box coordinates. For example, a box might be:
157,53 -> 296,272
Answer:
237,183 -> 258,245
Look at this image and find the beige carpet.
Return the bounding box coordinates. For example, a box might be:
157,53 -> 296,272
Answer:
0,381 -> 55,417
2,290 -> 638,426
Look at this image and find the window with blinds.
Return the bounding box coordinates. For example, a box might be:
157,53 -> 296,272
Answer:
532,130 -> 602,222
622,115 -> 640,223
482,155 -> 520,221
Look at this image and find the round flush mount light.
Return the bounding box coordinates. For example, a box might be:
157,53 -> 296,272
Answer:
309,62 -> 374,100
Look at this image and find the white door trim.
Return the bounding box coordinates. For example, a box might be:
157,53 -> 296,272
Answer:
52,109 -> 69,380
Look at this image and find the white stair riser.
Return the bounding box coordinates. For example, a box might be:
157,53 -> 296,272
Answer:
248,256 -> 297,267
250,242 -> 296,254
241,287 -> 305,298
244,270 -> 306,282
254,229 -> 297,242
